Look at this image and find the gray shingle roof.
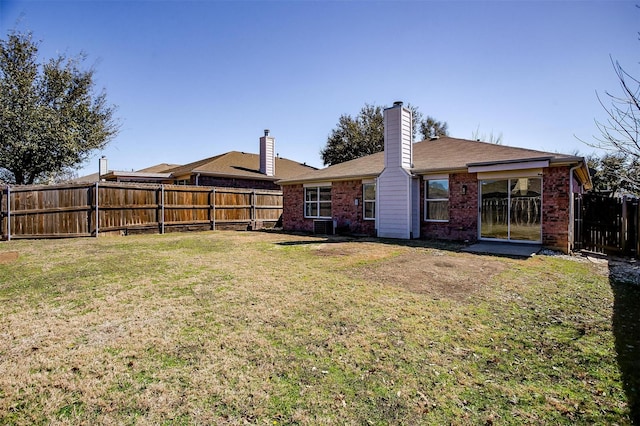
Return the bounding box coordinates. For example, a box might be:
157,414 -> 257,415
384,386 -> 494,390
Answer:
278,137 -> 585,184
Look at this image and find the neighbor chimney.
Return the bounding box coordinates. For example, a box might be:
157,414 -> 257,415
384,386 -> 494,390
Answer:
99,156 -> 108,180
384,101 -> 413,170
260,129 -> 275,177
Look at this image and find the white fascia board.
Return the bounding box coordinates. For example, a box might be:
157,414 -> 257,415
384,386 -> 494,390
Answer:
476,168 -> 544,180
422,173 -> 449,180
303,181 -> 332,188
468,159 -> 549,174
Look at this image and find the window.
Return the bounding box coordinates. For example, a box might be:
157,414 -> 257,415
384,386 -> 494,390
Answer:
363,182 -> 376,220
425,179 -> 449,221
305,186 -> 331,218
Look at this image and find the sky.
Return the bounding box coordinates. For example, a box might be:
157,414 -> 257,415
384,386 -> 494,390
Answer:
1,0 -> 638,178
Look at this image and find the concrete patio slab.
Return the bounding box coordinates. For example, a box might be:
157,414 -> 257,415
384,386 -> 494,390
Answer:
462,241 -> 542,258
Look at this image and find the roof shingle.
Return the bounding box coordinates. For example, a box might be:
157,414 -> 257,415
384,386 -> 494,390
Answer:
278,137 -> 584,184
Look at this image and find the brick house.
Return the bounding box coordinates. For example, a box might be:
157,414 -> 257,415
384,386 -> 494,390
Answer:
278,102 -> 592,253
94,130 -> 316,189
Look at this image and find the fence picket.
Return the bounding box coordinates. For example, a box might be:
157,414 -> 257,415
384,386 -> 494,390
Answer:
575,193 -> 639,258
0,182 -> 282,240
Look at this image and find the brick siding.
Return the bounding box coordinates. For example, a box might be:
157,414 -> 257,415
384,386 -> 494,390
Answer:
331,180 -> 376,235
542,166 -> 571,252
421,173 -> 478,242
282,181 -> 375,235
282,184 -> 311,232
282,166 -> 575,252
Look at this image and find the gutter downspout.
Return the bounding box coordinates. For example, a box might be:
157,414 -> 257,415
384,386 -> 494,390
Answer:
568,163 -> 581,252
195,173 -> 200,186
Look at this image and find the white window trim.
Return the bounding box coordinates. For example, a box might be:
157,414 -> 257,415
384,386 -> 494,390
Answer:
363,182 -> 376,221
304,186 -> 332,219
424,178 -> 449,222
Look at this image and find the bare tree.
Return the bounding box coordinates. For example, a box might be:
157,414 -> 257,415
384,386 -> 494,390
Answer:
587,56 -> 640,190
471,125 -> 503,145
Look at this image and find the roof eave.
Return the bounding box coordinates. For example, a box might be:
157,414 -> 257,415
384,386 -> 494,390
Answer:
191,170 -> 279,182
278,173 -> 380,185
466,156 -> 554,168
410,167 -> 469,175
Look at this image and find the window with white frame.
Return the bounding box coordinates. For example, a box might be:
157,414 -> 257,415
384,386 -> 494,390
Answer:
304,186 -> 332,218
363,182 -> 376,220
425,178 -> 449,221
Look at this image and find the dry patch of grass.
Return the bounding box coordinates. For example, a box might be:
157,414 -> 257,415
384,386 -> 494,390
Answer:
348,249 -> 507,301
0,251 -> 18,264
0,231 -> 631,424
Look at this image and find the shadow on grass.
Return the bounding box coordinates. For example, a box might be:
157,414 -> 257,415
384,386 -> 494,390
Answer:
270,231 -> 539,259
610,263 -> 640,424
272,232 -> 465,252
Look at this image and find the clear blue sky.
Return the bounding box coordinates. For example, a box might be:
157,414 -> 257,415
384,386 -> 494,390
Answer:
1,0 -> 638,177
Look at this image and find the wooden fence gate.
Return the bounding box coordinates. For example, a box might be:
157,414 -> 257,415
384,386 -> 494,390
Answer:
574,193 -> 639,257
0,182 -> 283,240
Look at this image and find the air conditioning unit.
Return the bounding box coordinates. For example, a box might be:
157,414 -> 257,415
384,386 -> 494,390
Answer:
313,219 -> 334,235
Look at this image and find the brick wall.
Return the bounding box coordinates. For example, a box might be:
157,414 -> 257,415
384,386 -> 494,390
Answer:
282,181 -> 376,235
282,167 -> 576,252
331,180 -> 376,235
542,166 -> 571,252
421,173 -> 478,242
282,184 -> 310,232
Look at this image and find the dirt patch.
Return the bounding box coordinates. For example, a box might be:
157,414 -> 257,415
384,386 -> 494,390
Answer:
349,250 -> 508,301
312,244 -> 356,257
0,251 -> 19,264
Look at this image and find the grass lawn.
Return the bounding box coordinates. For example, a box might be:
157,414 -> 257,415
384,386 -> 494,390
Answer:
0,231 -> 636,425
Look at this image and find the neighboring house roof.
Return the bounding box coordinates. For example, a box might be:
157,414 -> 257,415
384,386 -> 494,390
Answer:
167,151 -> 317,181
69,172 -> 101,183
137,163 -> 181,173
278,137 -> 591,186
99,170 -> 173,181
70,163 -> 181,183
97,163 -> 181,182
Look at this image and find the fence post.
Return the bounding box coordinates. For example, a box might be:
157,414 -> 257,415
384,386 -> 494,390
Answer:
622,197 -> 629,254
161,185 -> 165,234
211,188 -> 216,231
635,198 -> 640,259
252,189 -> 256,222
94,182 -> 99,237
6,185 -> 11,241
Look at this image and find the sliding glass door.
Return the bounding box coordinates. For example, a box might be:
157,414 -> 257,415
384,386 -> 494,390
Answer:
480,178 -> 542,242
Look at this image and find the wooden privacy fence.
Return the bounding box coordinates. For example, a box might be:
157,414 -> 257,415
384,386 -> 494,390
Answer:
0,182 -> 283,240
574,193 -> 639,257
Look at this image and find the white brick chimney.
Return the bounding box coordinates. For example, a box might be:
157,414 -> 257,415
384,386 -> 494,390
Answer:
260,129 -> 275,177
